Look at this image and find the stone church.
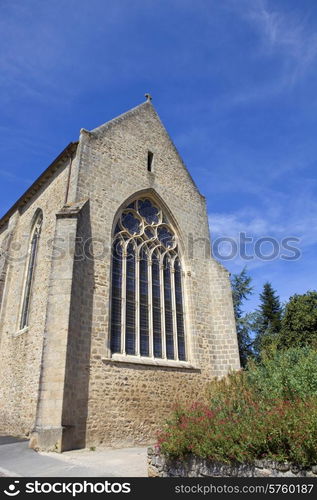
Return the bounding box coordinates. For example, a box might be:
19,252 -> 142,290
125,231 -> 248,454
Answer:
0,97 -> 240,452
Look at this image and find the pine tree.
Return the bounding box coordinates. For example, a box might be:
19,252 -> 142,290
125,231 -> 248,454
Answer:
254,282 -> 282,356
231,268 -> 254,367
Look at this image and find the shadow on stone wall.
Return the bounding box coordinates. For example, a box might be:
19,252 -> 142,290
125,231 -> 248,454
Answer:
61,201 -> 94,451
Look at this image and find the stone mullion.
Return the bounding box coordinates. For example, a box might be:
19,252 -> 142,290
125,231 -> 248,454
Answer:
148,257 -> 153,358
135,254 -> 140,356
160,255 -> 167,360
180,268 -> 188,361
171,264 -> 179,361
121,250 -> 127,355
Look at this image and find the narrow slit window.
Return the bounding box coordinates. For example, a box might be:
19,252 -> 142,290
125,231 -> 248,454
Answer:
20,211 -> 43,330
147,151 -> 154,172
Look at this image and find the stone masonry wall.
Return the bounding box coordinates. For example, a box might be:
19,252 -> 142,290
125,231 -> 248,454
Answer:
208,260 -> 240,377
148,448 -> 317,478
0,101 -> 240,450
61,201 -> 94,451
0,159 -> 70,437
65,101 -> 240,448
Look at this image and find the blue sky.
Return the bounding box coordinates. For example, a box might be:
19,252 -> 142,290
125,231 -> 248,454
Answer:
1,0 -> 317,312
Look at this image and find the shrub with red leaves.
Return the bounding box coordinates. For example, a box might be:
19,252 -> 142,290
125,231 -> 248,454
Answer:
158,349 -> 317,466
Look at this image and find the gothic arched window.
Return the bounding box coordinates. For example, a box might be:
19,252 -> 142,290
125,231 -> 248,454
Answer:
20,210 -> 43,330
110,198 -> 186,361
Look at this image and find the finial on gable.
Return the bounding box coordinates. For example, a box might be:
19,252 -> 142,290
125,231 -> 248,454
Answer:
144,93 -> 152,102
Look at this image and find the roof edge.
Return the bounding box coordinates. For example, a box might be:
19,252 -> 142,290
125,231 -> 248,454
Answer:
90,100 -> 149,135
0,142 -> 78,230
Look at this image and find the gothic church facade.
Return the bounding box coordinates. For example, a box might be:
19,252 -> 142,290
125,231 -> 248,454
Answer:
0,99 -> 240,451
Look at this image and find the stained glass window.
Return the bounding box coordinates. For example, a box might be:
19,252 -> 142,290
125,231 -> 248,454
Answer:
110,197 -> 186,362
139,247 -> 149,356
152,252 -> 162,358
125,243 -> 136,354
175,258 -> 186,361
110,239 -> 123,353
163,255 -> 174,360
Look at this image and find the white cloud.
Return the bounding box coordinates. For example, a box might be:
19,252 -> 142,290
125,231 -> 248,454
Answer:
208,177 -> 317,272
210,183 -> 317,242
215,0 -> 317,107
245,0 -> 317,81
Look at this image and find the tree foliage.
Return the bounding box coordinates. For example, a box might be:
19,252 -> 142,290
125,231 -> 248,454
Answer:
254,282 -> 282,356
230,268 -> 254,366
279,291 -> 317,349
230,272 -> 317,362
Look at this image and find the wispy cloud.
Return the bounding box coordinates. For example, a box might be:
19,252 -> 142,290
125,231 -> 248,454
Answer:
249,1 -> 317,80
209,178 -> 317,273
217,0 -> 317,106
0,169 -> 31,185
210,211 -> 284,239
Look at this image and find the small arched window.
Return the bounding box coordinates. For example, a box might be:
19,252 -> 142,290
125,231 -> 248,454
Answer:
20,210 -> 43,330
110,198 -> 186,361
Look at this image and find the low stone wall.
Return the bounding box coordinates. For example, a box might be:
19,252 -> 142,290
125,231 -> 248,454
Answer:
148,448 -> 317,477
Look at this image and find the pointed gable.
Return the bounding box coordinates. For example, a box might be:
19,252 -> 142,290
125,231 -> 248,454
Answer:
86,100 -> 203,199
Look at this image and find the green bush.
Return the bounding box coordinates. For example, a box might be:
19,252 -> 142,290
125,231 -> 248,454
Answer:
247,347 -> 317,400
158,348 -> 317,466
